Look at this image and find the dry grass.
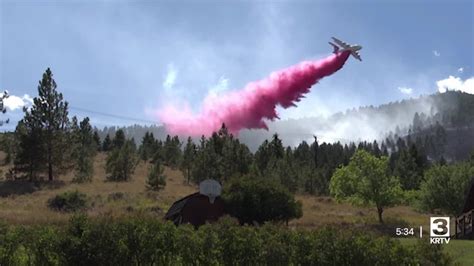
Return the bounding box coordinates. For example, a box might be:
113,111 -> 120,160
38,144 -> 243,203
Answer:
291,195 -> 431,233
0,153 -> 196,225
0,152 -> 431,231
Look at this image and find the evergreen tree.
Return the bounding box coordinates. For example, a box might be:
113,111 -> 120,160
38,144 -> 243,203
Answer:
268,134 -> 285,160
72,117 -> 96,183
393,148 -> 420,190
0,133 -> 15,165
266,148 -> 299,193
163,135 -> 182,168
254,140 -> 270,174
191,138 -> 219,183
105,140 -> 138,181
112,129 -> 126,149
139,132 -> 156,162
151,140 -> 164,163
102,134 -> 112,152
14,68 -> 71,181
13,120 -> 44,180
294,141 -> 312,165
93,131 -> 101,152
146,159 -> 166,191
412,112 -> 424,133
181,137 -> 196,183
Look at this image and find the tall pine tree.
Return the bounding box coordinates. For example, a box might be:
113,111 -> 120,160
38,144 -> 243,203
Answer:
14,68 -> 71,181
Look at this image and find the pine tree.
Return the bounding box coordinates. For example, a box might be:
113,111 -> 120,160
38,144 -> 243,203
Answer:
163,135 -> 182,168
93,131 -> 101,152
147,160 -> 166,191
14,68 -> 71,181
255,140 -> 270,174
105,140 -> 138,181
191,137 -> 219,183
72,117 -> 96,183
13,120 -> 44,180
268,134 -> 285,160
139,132 -> 156,162
393,148 -> 420,190
102,134 -> 112,151
181,137 -> 196,183
113,129 -> 126,149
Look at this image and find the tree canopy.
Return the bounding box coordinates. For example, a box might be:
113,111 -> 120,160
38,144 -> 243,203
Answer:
418,162 -> 474,215
222,176 -> 302,225
330,149 -> 402,223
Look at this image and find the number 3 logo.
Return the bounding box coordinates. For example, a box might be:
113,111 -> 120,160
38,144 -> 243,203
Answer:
430,217 -> 450,237
432,219 -> 448,235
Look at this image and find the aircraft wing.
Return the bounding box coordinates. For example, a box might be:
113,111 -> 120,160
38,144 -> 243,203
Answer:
332,37 -> 350,49
352,51 -> 362,61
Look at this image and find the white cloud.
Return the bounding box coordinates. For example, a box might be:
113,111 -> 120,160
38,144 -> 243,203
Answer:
432,50 -> 440,57
437,76 -> 474,94
398,86 -> 413,95
3,94 -> 33,111
458,67 -> 464,73
207,76 -> 229,97
162,63 -> 177,91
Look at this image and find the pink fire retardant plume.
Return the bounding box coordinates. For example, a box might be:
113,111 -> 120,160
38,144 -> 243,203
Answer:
158,50 -> 351,136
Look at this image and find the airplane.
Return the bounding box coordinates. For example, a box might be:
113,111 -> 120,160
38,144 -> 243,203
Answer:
328,37 -> 362,61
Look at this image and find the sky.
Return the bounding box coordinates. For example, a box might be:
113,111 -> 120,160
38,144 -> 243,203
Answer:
1,0 -> 473,131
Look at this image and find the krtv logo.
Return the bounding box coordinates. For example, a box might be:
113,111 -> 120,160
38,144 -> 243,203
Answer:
430,217 -> 450,244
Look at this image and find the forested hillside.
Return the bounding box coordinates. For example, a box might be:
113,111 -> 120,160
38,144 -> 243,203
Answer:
94,91 -> 474,159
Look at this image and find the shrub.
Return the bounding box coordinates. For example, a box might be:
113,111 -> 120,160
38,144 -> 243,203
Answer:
0,223 -> 22,266
222,176 -> 303,225
411,238 -> 452,265
0,216 -> 454,265
107,192 -> 127,201
47,191 -> 88,212
146,160 -> 166,191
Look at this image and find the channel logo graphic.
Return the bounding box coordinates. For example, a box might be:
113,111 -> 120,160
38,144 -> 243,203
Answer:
430,217 -> 450,244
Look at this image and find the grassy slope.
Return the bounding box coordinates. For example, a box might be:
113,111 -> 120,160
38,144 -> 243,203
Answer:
0,153 -> 196,225
0,152 -> 430,229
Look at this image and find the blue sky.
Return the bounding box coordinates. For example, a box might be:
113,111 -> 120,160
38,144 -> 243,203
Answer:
1,0 -> 473,130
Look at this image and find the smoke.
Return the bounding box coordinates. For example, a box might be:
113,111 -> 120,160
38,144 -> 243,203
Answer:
158,51 -> 351,136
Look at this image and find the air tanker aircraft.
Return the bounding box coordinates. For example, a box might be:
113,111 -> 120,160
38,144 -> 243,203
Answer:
329,37 -> 362,61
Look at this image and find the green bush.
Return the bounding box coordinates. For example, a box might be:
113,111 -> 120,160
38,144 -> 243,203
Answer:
47,191 -> 88,212
0,216 -> 454,265
146,160 -> 166,191
222,176 -> 303,225
0,223 -> 22,266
